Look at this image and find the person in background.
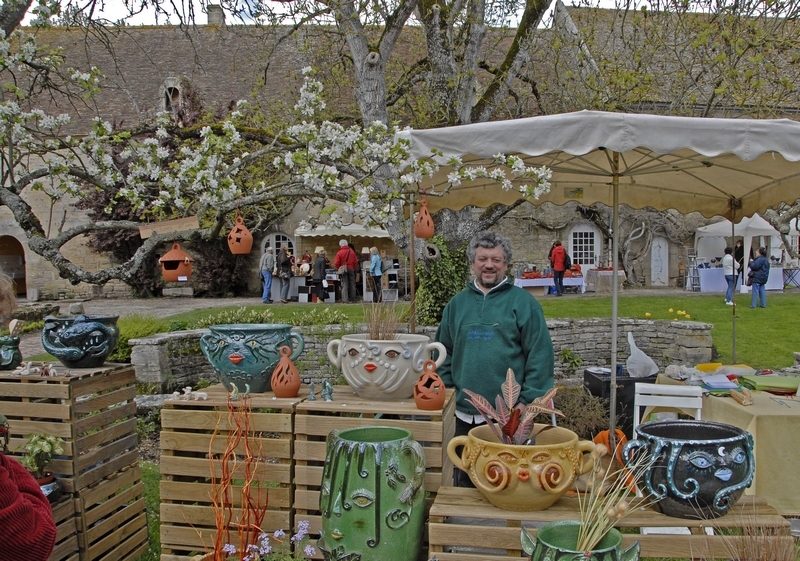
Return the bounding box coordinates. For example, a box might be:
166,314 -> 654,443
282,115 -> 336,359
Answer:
312,250 -> 328,304
369,247 -> 383,303
748,246 -> 770,309
722,246 -> 738,305
435,232 -> 555,487
334,240 -> 358,303
259,246 -> 275,304
550,240 -> 567,297
734,240 -> 745,286
0,271 -> 57,561
277,245 -> 293,303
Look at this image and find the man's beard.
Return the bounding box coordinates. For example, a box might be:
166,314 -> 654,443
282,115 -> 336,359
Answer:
477,272 -> 501,289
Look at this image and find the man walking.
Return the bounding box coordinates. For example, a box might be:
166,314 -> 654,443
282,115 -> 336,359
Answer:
259,246 -> 275,303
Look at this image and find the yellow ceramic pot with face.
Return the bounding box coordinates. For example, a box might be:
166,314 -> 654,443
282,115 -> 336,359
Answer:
447,424 -> 596,511
327,334 -> 446,400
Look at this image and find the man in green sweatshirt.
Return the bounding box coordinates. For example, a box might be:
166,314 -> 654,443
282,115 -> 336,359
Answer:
435,231 -> 555,487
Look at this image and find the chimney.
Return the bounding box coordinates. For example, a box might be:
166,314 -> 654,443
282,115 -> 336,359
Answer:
207,4 -> 225,25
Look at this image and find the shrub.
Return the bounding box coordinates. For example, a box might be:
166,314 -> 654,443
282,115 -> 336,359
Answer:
196,306 -> 274,328
549,386 -> 610,441
289,306 -> 348,327
108,314 -> 171,363
416,236 -> 469,326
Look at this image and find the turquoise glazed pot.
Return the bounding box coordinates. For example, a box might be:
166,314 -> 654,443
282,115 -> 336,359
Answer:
318,426 -> 426,561
521,521 -> 640,561
0,335 -> 22,370
623,419 -> 754,519
41,315 -> 120,368
199,324 -> 304,393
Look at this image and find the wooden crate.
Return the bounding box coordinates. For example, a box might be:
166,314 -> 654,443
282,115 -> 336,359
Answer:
0,365 -> 139,494
76,463 -> 149,561
428,486 -> 793,560
159,384 -> 302,561
49,496 -> 80,561
292,385 -> 455,553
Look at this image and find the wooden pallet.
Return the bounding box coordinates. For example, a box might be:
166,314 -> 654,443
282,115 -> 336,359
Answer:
428,486 -> 793,560
49,496 -> 80,561
76,463 -> 149,561
0,365 -> 139,494
292,386 -> 455,558
159,384 -> 302,561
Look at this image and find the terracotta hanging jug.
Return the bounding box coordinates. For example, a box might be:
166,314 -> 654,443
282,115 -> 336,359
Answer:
413,359 -> 446,410
227,214 -> 253,255
414,197 -> 434,238
270,345 -> 301,398
159,243 -> 194,282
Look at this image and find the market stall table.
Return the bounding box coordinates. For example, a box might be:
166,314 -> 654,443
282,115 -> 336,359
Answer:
698,267 -> 783,292
514,276 -> 585,295
585,269 -> 626,294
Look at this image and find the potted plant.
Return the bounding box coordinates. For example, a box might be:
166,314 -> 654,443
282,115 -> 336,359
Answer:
326,303 -> 447,400
446,369 -> 597,511
19,433 -> 64,503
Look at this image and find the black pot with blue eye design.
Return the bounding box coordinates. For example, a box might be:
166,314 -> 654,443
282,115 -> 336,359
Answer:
623,419 -> 755,519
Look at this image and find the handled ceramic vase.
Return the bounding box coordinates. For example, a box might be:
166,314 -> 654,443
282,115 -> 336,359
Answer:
318,426 -> 426,561
623,419 -> 754,519
41,314 -> 120,368
199,324 -> 304,394
447,424 -> 595,511
326,333 -> 446,400
521,521 -> 640,561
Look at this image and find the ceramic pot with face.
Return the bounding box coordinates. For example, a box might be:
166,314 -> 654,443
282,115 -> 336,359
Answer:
623,419 -> 755,519
326,334 -> 446,400
521,521 -> 640,561
447,424 -> 596,511
0,335 -> 22,370
318,426 -> 426,561
41,315 -> 120,368
200,324 -> 304,394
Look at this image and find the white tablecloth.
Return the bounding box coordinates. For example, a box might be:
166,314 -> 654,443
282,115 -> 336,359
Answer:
514,277 -> 586,293
698,267 -> 783,292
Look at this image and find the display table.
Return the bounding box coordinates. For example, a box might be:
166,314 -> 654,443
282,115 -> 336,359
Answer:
585,269 -> 626,293
700,267 -> 783,292
270,275 -> 307,302
427,486 -> 790,560
514,276 -> 585,295
784,267 -> 800,287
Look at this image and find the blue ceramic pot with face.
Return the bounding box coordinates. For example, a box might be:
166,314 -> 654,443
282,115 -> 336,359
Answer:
623,419 -> 754,519
199,324 -> 304,394
41,315 -> 120,368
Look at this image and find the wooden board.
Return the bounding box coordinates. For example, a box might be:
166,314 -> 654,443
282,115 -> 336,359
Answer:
159,385 -> 301,561
49,496 -> 80,561
292,386 -> 455,559
428,486 -> 793,560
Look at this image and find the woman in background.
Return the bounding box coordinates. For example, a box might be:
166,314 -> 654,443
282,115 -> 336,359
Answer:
312,250 -> 328,303
369,247 -> 383,303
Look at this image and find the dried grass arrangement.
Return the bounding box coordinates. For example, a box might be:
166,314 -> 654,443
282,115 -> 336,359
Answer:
363,302 -> 402,340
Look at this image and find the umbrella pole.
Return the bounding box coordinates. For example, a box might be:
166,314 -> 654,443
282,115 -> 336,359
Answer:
731,209 -> 737,363
409,200 -> 416,334
610,152 -> 620,450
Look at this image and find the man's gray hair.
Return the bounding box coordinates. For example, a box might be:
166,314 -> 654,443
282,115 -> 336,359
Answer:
466,231 -> 512,264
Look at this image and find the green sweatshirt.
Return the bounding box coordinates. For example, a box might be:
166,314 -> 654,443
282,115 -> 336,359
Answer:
435,279 -> 555,415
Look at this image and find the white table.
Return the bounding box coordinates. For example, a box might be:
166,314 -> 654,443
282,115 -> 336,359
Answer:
699,266 -> 784,292
584,269 -> 626,293
514,277 -> 585,294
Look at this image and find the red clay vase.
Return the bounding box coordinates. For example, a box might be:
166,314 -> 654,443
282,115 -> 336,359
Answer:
414,198 -> 434,239
271,346 -> 301,398
413,359 -> 445,410
227,214 -> 253,255
159,243 -> 194,282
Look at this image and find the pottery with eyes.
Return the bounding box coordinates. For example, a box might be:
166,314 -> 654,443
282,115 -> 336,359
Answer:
326,334 -> 446,400
623,419 -> 755,519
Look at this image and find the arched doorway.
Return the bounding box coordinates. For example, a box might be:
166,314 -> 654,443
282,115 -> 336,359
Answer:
0,236 -> 26,295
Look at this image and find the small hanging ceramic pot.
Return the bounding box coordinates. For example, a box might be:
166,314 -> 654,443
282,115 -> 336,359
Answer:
159,243 -> 194,282
227,214 -> 253,255
413,359 -> 446,410
270,345 -> 301,398
414,197 -> 434,239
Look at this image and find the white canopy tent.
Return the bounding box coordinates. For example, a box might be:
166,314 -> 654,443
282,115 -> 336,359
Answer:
397,110 -> 800,440
695,214 -> 783,264
293,223 -> 392,256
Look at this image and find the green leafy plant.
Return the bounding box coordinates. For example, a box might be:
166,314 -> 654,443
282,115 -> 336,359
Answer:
559,348 -> 584,372
416,236 -> 470,326
288,306 -> 348,327
108,314 -> 172,363
464,369 -> 563,445
19,433 -> 65,479
197,307 -> 274,328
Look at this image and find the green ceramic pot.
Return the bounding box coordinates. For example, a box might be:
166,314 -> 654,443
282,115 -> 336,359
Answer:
521,521 -> 640,561
0,335 -> 22,370
318,426 -> 426,561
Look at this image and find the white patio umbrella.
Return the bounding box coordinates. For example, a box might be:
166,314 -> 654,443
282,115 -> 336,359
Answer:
397,110 -> 800,439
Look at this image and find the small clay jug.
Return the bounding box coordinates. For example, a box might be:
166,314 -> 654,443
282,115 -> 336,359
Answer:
414,198 -> 434,238
227,214 -> 253,254
270,346 -> 301,398
413,359 -> 446,410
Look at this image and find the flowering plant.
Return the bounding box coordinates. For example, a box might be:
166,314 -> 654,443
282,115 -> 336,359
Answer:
221,521 -> 316,561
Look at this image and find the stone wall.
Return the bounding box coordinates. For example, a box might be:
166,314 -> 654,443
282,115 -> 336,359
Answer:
129,319 -> 712,392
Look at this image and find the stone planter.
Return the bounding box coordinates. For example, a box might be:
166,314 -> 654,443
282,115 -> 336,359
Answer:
521,521 -> 640,561
623,419 -> 755,519
199,324 -> 304,394
447,424 -> 596,511
326,333 -> 446,400
41,314 -> 120,368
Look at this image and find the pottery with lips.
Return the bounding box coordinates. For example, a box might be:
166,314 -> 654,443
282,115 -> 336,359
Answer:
199,324 -> 304,393
326,334 -> 446,400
